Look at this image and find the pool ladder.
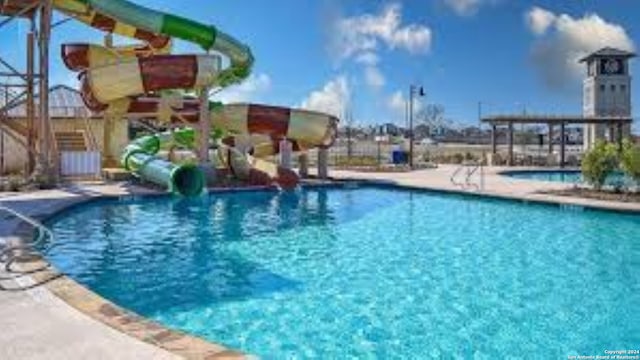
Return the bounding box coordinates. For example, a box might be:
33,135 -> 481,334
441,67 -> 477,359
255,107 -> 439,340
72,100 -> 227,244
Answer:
450,161 -> 485,191
0,205 -> 56,273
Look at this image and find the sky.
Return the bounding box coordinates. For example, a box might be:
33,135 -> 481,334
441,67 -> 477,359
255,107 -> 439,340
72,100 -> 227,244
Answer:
1,0 -> 640,131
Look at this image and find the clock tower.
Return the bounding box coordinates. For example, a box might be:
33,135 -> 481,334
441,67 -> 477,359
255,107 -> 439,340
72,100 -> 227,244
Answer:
581,47 -> 636,150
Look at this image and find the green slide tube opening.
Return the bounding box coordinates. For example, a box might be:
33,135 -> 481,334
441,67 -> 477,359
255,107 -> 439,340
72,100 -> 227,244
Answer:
121,131 -> 205,197
170,164 -> 205,197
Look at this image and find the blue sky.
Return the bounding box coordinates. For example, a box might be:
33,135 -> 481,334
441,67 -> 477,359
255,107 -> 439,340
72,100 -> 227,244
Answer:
1,0 -> 640,130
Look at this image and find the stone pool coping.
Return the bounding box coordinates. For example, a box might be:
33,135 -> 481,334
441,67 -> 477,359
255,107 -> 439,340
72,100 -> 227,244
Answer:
1,173 -> 639,359
1,183 -> 280,360
329,166 -> 640,213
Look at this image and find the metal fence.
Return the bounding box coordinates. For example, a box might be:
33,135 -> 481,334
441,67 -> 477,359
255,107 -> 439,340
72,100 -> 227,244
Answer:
60,151 -> 101,178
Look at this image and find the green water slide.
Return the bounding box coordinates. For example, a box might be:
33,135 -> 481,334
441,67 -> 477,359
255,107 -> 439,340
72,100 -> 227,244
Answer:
83,0 -> 253,195
80,0 -> 254,86
121,130 -> 204,197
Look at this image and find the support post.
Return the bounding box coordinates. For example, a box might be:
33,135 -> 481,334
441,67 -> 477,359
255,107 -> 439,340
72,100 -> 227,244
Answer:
617,122 -> 624,154
318,148 -> 329,179
408,87 -> 414,169
548,123 -> 554,154
560,122 -> 566,168
608,124 -> 616,143
507,122 -> 514,166
278,139 -> 292,169
298,153 -> 309,178
38,1 -> 54,179
198,87 -> 211,163
102,113 -> 116,167
491,125 -> 497,154
101,34 -> 115,167
26,30 -> 35,173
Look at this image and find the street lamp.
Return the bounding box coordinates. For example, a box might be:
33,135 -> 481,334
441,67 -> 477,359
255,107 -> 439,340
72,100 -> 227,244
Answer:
409,84 -> 425,169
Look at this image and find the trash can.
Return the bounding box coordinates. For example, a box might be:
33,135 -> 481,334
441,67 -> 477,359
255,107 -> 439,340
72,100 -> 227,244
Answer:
392,150 -> 408,164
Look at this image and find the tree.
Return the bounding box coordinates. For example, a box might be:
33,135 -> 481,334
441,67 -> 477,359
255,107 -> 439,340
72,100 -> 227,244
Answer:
621,139 -> 640,184
581,140 -> 618,190
416,104 -> 446,136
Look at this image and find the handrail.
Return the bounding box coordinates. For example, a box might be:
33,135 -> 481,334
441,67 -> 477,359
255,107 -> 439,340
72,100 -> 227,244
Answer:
450,164 -> 466,187
450,159 -> 485,191
0,205 -> 55,269
77,107 -> 99,151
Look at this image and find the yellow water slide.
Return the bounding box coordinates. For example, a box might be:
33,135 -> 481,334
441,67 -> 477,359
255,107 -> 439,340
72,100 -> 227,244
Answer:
53,0 -> 337,193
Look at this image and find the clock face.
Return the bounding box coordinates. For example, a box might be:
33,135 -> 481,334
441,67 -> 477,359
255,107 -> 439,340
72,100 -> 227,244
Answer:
601,59 -> 622,75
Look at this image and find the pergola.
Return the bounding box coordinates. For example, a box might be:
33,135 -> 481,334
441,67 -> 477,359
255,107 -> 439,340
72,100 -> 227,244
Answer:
481,115 -> 633,167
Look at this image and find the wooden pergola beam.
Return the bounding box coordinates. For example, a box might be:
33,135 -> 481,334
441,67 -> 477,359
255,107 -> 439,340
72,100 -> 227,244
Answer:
481,116 -> 632,126
483,114 -> 634,168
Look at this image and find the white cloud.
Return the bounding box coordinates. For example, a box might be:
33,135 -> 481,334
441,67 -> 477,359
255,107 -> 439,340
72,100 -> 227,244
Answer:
526,6 -> 556,35
387,90 -> 423,116
525,7 -> 635,91
211,73 -> 271,103
329,3 -> 431,91
332,3 -> 432,62
300,76 -> 350,118
443,0 -> 500,16
364,66 -> 385,89
387,90 -> 406,115
355,52 -> 380,66
444,0 -> 482,16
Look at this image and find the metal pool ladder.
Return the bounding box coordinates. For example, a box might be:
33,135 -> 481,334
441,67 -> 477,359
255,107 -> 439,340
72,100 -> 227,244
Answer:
450,160 -> 485,191
0,205 -> 55,271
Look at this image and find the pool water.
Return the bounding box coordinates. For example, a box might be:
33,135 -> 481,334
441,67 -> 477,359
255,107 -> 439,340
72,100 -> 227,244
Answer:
503,170 -> 635,186
44,186 -> 640,358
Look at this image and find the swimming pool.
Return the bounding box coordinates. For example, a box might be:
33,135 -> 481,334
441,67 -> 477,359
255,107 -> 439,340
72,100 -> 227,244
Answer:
43,186 -> 640,358
502,170 -> 635,186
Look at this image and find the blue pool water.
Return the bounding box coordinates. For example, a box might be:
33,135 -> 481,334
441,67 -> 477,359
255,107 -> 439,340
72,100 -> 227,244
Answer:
43,186 -> 640,358
503,170 -> 635,186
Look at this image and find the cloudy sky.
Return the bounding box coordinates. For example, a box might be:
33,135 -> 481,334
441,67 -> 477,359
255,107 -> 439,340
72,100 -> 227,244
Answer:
1,0 -> 639,128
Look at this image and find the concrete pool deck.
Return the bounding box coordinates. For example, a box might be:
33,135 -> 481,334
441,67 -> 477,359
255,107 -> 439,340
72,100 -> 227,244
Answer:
0,167 -> 638,359
328,165 -> 640,212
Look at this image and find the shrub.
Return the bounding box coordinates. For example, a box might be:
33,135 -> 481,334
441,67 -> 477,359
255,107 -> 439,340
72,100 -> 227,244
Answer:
464,152 -> 476,161
621,139 -> 640,184
451,153 -> 464,164
581,141 -> 618,190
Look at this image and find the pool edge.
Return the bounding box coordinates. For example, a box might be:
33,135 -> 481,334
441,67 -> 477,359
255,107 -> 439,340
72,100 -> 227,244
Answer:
5,180 -> 640,359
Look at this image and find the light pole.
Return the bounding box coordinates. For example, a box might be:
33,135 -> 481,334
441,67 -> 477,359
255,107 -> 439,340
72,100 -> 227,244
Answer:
409,85 -> 425,169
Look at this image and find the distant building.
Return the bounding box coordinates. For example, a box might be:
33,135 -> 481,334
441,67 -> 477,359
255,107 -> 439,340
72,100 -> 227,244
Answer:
581,47 -> 636,149
378,123 -> 403,136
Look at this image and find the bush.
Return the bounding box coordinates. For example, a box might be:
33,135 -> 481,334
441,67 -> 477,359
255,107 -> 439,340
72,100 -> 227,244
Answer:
581,141 -> 618,190
621,139 -> 640,184
451,153 -> 464,164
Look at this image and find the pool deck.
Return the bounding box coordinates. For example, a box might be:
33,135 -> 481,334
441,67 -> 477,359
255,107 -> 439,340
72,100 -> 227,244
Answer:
329,165 -> 640,212
0,166 -> 638,359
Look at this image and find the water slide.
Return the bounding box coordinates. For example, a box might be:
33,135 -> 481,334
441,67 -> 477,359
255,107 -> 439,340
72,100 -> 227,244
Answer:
52,0 -> 338,195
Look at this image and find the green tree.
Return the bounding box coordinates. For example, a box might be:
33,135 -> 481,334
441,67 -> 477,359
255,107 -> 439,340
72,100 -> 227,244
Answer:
581,140 -> 618,190
620,139 -> 640,184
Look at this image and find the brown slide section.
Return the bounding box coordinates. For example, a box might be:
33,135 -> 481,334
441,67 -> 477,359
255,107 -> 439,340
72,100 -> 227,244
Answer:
139,55 -> 199,92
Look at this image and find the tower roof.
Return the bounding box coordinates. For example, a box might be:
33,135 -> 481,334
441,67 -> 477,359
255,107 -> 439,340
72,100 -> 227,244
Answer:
579,47 -> 637,63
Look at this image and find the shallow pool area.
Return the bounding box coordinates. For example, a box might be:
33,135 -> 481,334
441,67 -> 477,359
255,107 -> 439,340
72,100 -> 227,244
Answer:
42,186 -> 640,358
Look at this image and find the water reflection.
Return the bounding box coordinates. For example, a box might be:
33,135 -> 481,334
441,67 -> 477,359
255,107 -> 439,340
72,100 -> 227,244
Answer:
43,188 -> 345,315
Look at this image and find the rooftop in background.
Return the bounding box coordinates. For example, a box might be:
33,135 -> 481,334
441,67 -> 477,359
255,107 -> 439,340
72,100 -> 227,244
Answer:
3,85 -> 96,119
579,47 -> 637,63
0,0 -> 40,17
482,114 -> 633,125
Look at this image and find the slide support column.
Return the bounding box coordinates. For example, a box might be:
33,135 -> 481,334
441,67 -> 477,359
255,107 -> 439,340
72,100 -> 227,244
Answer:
318,148 -> 329,179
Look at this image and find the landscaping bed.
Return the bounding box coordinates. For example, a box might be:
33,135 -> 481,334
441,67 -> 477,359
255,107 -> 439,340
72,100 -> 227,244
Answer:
539,187 -> 640,203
